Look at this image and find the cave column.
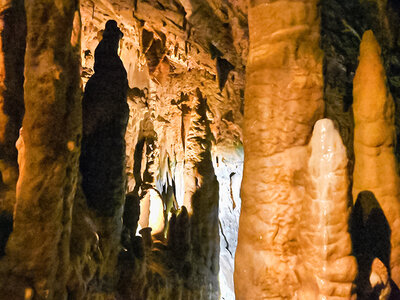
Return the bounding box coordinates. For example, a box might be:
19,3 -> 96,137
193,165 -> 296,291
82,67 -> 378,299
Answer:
3,1 -> 81,298
352,30 -> 400,287
234,0 -> 324,298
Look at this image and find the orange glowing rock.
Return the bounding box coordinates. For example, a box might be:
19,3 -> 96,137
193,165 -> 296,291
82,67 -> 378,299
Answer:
353,30 -> 400,287
234,0 -> 324,298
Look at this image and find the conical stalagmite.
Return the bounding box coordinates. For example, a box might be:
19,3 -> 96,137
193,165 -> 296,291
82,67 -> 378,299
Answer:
183,90 -> 220,299
297,119 -> 357,299
234,0 -> 324,298
353,30 -> 400,287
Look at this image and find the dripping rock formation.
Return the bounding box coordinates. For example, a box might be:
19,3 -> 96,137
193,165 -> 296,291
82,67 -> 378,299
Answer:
0,0 -> 399,299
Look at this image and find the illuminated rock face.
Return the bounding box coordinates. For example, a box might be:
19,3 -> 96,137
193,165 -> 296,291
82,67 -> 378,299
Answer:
234,0 -> 324,298
1,1 -> 81,298
353,30 -> 400,288
296,119 -> 356,299
1,1 -> 400,299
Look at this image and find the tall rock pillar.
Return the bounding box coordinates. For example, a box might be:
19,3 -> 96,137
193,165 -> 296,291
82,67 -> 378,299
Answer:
234,0 -> 324,298
353,30 -> 400,287
3,1 -> 81,299
184,90 -> 220,299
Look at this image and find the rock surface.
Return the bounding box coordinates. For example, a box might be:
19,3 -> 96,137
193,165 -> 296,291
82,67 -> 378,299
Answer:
296,119 -> 357,299
353,30 -> 400,288
0,0 -> 400,299
234,0 -> 324,298
0,1 -> 81,298
80,20 -> 129,216
0,0 -> 25,215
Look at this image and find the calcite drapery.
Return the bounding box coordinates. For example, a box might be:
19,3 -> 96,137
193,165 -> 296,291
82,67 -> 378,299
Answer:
2,0 -> 81,298
352,30 -> 400,287
234,0 -> 324,298
296,119 -> 357,299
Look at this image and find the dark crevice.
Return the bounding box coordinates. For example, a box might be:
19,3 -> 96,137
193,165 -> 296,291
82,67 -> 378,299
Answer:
218,220 -> 232,258
350,191 -> 391,299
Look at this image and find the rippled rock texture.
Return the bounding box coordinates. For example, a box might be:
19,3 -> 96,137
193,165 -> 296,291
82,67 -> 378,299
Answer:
0,1 -> 81,298
234,0 -> 324,298
0,0 -> 400,299
297,119 -> 356,299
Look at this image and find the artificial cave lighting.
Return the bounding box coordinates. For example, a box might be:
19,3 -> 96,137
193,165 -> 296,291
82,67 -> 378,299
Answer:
0,0 -> 400,300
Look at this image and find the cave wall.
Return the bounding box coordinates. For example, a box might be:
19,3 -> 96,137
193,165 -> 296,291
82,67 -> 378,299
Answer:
0,0 -> 399,299
79,0 -> 246,298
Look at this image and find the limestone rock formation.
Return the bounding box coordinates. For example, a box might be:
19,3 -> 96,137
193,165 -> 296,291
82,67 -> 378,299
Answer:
296,119 -> 357,299
0,1 -> 81,298
353,30 -> 400,287
0,0 -> 25,215
370,258 -> 391,300
80,20 -> 129,216
0,0 -> 400,299
234,0 -> 324,298
184,90 -> 220,299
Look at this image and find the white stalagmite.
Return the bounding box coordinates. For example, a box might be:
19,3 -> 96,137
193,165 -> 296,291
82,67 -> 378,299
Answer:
296,119 -> 357,299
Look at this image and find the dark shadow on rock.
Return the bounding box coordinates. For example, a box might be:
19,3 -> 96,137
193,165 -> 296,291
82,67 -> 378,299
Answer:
0,0 -> 26,258
122,192 -> 141,243
389,280 -> 400,300
216,57 -> 234,91
80,20 -> 129,216
350,190 -> 391,299
0,0 -> 26,165
0,211 -> 12,257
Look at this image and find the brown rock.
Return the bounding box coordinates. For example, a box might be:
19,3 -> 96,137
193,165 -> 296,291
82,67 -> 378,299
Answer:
2,0 -> 81,298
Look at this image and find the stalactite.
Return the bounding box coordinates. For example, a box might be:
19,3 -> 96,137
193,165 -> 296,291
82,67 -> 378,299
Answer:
0,1 -> 81,298
234,0 -> 324,298
352,29 -> 400,288
296,119 -> 357,299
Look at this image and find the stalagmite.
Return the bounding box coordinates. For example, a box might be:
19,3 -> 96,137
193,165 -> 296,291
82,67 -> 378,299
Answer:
184,90 -> 220,299
1,1 -> 81,298
80,20 -> 129,216
296,119 -> 357,299
353,30 -> 400,287
234,0 -> 324,298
